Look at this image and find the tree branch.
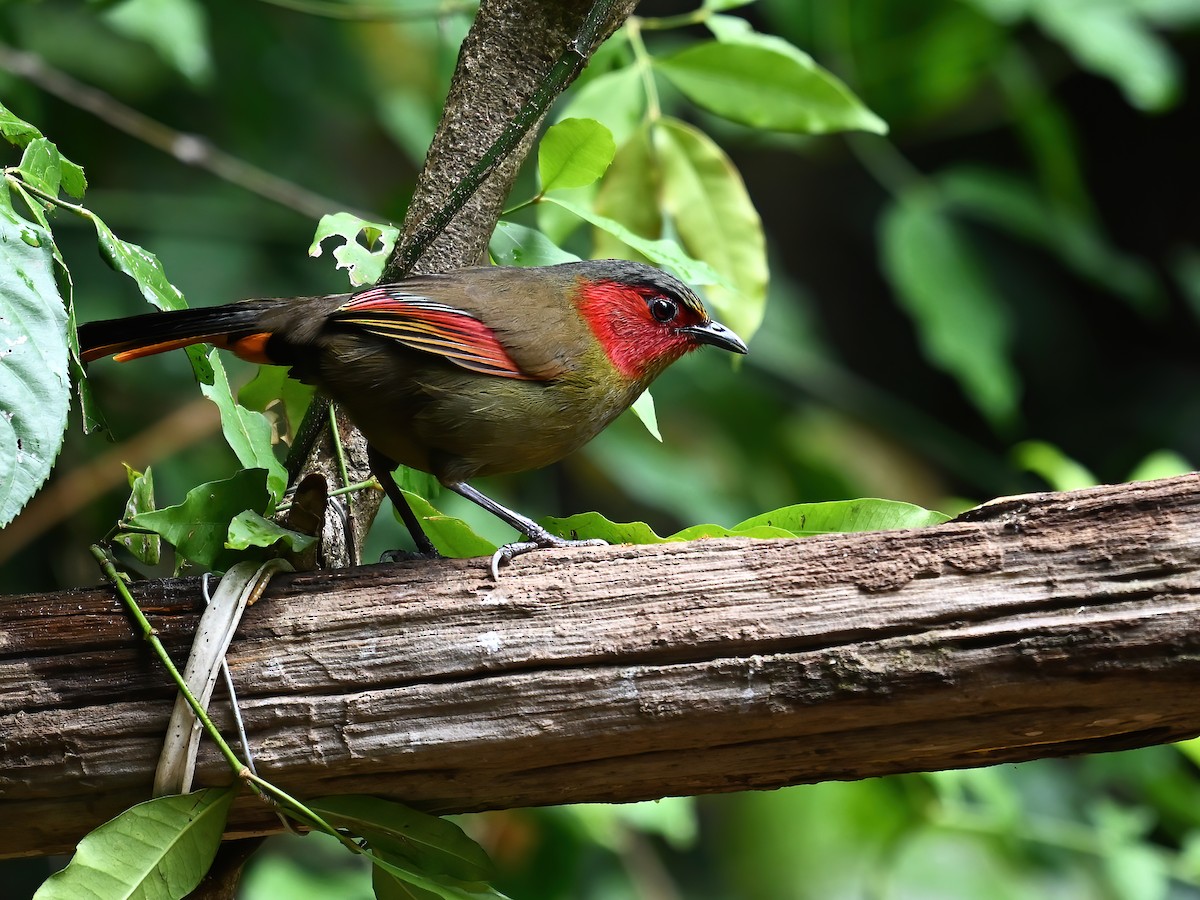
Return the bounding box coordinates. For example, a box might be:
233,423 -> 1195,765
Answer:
4,475 -> 1200,858
293,0 -> 637,562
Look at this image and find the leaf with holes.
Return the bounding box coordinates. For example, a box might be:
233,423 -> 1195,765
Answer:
310,212 -> 400,287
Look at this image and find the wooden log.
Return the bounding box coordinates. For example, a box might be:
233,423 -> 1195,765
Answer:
3,475 -> 1200,859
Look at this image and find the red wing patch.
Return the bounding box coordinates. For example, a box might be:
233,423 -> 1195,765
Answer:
334,287 -> 536,380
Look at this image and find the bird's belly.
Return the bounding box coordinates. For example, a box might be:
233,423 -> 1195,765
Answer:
412,375 -> 633,482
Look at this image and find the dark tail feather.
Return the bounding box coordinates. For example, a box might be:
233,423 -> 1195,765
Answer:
78,299 -> 284,364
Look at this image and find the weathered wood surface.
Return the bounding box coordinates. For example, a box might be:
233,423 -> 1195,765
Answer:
3,475 -> 1200,858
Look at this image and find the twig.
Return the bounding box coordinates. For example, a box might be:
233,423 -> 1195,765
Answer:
391,0 -> 619,275
259,0 -> 478,22
0,43 -> 371,221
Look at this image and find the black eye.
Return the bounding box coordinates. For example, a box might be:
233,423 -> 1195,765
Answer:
649,297 -> 677,323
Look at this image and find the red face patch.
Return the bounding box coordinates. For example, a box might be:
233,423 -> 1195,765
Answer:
576,280 -> 704,381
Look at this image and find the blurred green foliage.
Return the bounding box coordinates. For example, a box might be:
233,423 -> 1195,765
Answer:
2,0 -> 1199,896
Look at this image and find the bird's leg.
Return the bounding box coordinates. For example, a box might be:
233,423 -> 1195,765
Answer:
367,449 -> 440,559
444,480 -> 607,579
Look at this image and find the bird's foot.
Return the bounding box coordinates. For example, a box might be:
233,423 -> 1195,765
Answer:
380,546 -> 442,564
490,531 -> 607,580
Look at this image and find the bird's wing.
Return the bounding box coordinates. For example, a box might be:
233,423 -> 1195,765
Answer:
332,287 -> 539,380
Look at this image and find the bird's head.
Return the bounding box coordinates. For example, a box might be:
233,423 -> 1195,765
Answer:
571,260 -> 747,384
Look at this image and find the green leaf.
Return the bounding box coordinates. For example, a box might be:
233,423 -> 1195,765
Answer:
309,796 -> 496,883
198,349 -> 287,506
0,101 -> 43,148
592,125 -> 663,263
400,490 -> 497,557
0,195 -> 70,528
1011,440 -> 1096,491
734,499 -> 950,534
367,852 -> 511,900
103,0 -> 214,86
33,787 -> 235,900
544,196 -> 723,286
939,166 -> 1162,314
1126,449 -> 1192,483
0,101 -> 86,198
1032,2 -> 1180,112
90,214 -> 211,384
628,390 -> 661,441
655,40 -> 887,135
18,138 -> 63,197
546,501 -> 947,546
309,212 -> 400,287
538,118 -> 617,193
489,221 -> 580,267
880,193 -> 1019,429
237,364 -> 314,445
225,510 -> 315,553
556,66 -> 647,149
542,512 -> 792,544
130,469 -> 272,572
655,118 -> 768,342
118,465 -> 160,565
373,866 -> 444,900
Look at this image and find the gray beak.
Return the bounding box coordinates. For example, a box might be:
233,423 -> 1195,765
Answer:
681,319 -> 748,354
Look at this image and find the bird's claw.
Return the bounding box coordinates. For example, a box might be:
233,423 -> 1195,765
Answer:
489,534 -> 608,580
381,547 -> 442,563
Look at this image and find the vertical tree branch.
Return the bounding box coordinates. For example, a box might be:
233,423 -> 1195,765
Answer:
297,0 -> 637,564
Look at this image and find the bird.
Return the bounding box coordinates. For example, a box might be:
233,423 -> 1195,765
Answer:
78,259 -> 748,576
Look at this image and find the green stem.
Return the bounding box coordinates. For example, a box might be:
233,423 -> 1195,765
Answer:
625,17 -> 661,123
89,545 -> 245,775
329,477 -> 380,498
633,9 -> 708,31
244,772 -> 364,854
392,0 -> 620,275
328,404 -> 352,489
844,133 -> 927,198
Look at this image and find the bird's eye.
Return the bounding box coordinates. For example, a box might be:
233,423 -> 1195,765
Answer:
649,297 -> 677,323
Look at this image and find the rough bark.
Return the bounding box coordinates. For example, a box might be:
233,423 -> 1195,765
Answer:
3,475 -> 1200,859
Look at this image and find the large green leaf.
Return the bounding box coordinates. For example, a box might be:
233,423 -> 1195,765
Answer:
130,468 -> 272,571
0,189 -> 70,527
556,65 -> 647,149
655,118 -> 768,342
400,490 -> 496,558
938,166 -> 1161,314
103,0 -> 214,86
880,193 -> 1019,429
538,118 -> 616,193
592,125 -> 663,262
198,349 -> 287,505
90,215 -> 212,384
545,196 -> 722,286
542,512 -> 792,544
34,788 -> 235,900
734,499 -> 950,534
309,795 -> 496,882
656,39 -> 887,135
489,221 -> 580,267
546,498 -> 947,544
